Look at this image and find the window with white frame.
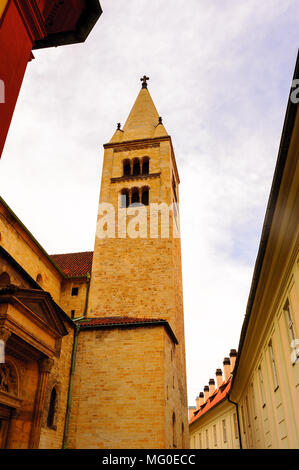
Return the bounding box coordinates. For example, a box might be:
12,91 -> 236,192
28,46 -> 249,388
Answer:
222,419 -> 227,443
251,383 -> 257,419
205,429 -> 209,448
241,405 -> 246,434
199,432 -> 202,449
284,299 -> 299,364
213,424 -> 217,447
268,340 -> 279,390
258,365 -> 266,407
245,395 -> 251,428
233,412 -> 238,439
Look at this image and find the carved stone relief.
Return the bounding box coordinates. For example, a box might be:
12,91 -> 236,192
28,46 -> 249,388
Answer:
0,363 -> 18,396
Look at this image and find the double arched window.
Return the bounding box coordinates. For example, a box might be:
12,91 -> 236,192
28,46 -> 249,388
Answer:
123,157 -> 149,177
120,186 -> 149,207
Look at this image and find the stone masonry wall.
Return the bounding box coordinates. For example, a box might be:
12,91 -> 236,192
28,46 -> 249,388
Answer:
67,326 -> 168,449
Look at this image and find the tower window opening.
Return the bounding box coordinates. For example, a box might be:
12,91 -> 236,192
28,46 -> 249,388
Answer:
131,188 -> 140,205
141,187 -> 149,206
172,175 -> 178,202
123,160 -> 131,176
71,310 -> 75,319
121,189 -> 130,208
133,159 -> 141,176
142,157 -> 149,175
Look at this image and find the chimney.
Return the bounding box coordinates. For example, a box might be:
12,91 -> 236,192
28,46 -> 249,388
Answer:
216,368 -> 223,388
229,349 -> 237,374
199,392 -> 204,406
223,357 -> 231,382
204,385 -> 209,402
188,407 -> 196,421
209,378 -> 215,395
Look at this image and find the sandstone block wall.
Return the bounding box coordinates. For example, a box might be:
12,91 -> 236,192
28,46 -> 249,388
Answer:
0,202 -> 62,303
39,322 -> 74,449
68,326 -> 169,449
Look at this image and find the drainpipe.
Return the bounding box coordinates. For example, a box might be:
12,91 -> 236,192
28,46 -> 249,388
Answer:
62,322 -> 80,449
227,395 -> 242,449
83,272 -> 91,317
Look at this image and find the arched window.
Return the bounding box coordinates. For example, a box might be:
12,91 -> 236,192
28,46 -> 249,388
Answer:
133,158 -> 141,176
47,387 -> 57,428
120,189 -> 130,208
131,188 -> 140,205
36,274 -> 43,285
123,159 -> 131,176
0,272 -> 10,287
142,157 -> 149,175
141,187 -> 149,206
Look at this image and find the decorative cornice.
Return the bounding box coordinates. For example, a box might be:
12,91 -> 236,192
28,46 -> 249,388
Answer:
113,142 -> 160,153
78,317 -> 179,345
111,172 -> 161,184
0,390 -> 23,410
15,0 -> 47,43
103,136 -> 171,151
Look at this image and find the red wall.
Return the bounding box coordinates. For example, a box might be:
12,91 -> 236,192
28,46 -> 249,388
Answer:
0,1 -> 34,158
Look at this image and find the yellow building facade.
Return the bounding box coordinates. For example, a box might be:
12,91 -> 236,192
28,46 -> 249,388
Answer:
0,78 -> 188,448
189,55 -> 299,449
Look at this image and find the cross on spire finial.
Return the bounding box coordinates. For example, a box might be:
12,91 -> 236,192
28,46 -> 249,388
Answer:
140,75 -> 149,89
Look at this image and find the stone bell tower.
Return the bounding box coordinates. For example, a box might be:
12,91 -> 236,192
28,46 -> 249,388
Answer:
67,77 -> 188,449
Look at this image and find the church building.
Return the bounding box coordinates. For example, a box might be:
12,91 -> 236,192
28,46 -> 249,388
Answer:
0,78 -> 189,448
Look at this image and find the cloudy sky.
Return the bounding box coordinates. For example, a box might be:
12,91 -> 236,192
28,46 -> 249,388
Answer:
1,0 -> 298,405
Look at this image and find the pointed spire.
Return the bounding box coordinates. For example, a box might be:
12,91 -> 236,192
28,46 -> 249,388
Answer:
109,77 -> 168,142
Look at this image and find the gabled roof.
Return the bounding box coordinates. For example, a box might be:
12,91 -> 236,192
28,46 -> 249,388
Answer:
189,377 -> 232,425
0,245 -> 74,327
50,251 -> 93,278
0,285 -> 69,337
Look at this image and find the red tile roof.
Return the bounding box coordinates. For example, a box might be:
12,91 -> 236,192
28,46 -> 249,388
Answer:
189,377 -> 232,424
50,251 -> 93,277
